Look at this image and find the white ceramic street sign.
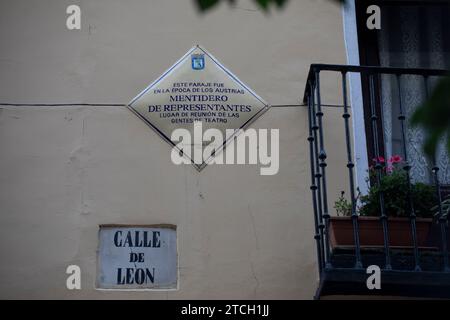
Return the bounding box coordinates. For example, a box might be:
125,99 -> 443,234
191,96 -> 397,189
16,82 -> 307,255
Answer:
128,45 -> 269,170
97,225 -> 177,290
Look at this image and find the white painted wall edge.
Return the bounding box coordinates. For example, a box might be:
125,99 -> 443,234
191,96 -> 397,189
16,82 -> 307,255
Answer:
342,0 -> 369,195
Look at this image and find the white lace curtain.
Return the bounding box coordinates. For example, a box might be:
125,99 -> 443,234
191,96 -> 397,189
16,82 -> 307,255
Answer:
378,4 -> 450,184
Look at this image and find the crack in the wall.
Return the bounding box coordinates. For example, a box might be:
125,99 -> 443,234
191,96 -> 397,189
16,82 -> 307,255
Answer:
250,260 -> 260,298
66,109 -> 91,263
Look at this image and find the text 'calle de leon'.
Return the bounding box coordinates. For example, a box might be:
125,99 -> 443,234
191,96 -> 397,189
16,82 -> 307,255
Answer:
113,230 -> 161,285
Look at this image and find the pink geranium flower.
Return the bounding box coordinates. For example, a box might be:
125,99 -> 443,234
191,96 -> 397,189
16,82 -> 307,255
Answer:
372,156 -> 385,163
389,155 -> 402,163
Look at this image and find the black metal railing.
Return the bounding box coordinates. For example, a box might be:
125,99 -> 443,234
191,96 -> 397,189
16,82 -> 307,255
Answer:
303,64 -> 450,298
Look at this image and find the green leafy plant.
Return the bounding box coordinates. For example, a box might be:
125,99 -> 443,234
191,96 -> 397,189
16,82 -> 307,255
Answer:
431,195 -> 450,220
359,155 -> 437,218
195,0 -> 288,11
411,76 -> 450,158
334,191 -> 352,217
194,0 -> 344,12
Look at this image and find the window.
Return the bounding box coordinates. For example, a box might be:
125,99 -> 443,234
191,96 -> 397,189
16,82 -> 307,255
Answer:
355,0 -> 450,184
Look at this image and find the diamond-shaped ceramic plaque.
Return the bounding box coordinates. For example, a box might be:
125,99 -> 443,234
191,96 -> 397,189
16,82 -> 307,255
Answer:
128,45 -> 269,170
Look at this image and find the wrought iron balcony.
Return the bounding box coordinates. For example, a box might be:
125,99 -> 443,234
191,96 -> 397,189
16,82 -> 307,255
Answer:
303,64 -> 450,299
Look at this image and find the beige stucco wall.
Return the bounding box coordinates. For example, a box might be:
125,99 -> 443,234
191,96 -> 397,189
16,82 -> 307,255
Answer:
0,0 -> 349,299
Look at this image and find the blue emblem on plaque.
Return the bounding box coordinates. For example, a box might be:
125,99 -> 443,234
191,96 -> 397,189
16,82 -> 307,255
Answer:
191,54 -> 205,70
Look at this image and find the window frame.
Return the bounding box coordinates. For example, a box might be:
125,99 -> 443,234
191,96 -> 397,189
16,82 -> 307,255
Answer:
343,0 -> 450,192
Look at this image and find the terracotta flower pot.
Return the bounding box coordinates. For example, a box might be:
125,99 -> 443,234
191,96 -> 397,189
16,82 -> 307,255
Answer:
329,216 -> 434,249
